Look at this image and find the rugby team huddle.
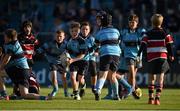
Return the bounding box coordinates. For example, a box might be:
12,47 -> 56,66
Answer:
0,11 -> 174,105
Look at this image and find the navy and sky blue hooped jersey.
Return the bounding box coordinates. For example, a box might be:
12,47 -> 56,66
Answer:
4,40 -> 29,69
95,27 -> 121,57
66,36 -> 88,60
83,35 -> 96,61
120,28 -> 146,60
38,40 -> 67,65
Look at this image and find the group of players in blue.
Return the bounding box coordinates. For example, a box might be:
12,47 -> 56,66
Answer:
0,11 -> 173,105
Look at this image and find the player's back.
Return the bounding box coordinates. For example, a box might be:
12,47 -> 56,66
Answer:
95,27 -> 121,57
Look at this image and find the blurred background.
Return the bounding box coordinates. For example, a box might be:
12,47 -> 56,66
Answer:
0,0 -> 180,87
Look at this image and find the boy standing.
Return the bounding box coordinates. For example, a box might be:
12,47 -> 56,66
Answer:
120,14 -> 145,99
138,14 -> 174,105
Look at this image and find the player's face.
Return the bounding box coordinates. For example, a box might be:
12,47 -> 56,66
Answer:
70,27 -> 80,39
128,20 -> 138,30
81,25 -> 90,37
96,17 -> 101,27
23,25 -> 32,35
56,32 -> 65,43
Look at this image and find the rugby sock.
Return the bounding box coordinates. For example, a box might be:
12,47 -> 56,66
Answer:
148,84 -> 155,99
91,85 -> 96,90
155,84 -> 163,100
64,88 -> 69,96
118,78 -> 132,93
51,84 -> 58,96
96,78 -> 106,94
91,85 -> 96,93
111,79 -> 119,96
107,80 -> 113,96
80,83 -> 86,89
0,90 -> 8,96
73,90 -> 79,95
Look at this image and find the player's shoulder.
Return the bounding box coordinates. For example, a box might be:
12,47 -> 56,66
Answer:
120,28 -> 129,35
137,28 -> 146,33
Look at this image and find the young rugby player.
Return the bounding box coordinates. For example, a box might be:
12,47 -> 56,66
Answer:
66,22 -> 88,100
120,14 -> 145,99
94,11 -> 121,100
0,29 -> 49,100
138,14 -> 174,105
37,30 -> 69,97
80,21 -> 97,95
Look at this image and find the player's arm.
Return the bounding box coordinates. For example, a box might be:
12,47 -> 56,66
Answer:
68,39 -> 88,63
137,36 -> 148,57
166,34 -> 174,61
0,54 -> 11,70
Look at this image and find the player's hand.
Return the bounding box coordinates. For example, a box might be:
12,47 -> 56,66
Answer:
94,52 -> 99,56
67,58 -> 73,64
136,56 -> 140,63
169,56 -> 174,62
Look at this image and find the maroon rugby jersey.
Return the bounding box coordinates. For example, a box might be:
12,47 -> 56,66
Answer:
141,28 -> 173,62
18,33 -> 39,59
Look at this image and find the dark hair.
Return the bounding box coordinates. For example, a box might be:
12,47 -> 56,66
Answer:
70,21 -> 81,29
81,21 -> 91,28
96,11 -> 112,27
128,14 -> 139,23
22,20 -> 33,28
4,29 -> 17,41
56,29 -> 65,34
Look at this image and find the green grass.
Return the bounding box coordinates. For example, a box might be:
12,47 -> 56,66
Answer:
0,88 -> 180,110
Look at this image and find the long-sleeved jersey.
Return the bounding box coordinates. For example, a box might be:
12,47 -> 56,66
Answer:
139,28 -> 174,62
18,33 -> 39,60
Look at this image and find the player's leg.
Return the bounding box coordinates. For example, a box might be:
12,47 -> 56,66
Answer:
95,70 -> 108,100
12,68 -> 48,100
60,73 -> 69,97
109,70 -> 120,100
148,74 -> 156,104
154,73 -> 164,105
70,71 -> 80,100
69,61 -> 80,100
95,55 -> 110,100
0,76 -> 9,100
116,72 -> 132,99
78,60 -> 88,98
103,74 -> 113,99
78,74 -> 86,97
107,55 -> 120,100
49,70 -> 58,97
126,58 -> 138,99
89,60 -> 97,94
58,64 -> 69,97
128,64 -> 136,90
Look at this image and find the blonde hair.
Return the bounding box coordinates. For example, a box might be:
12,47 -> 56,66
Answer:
151,14 -> 163,27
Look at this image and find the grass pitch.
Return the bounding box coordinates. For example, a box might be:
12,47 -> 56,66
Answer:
0,88 -> 180,110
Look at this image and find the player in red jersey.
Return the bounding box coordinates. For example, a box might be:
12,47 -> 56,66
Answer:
138,14 -> 174,105
18,20 -> 39,71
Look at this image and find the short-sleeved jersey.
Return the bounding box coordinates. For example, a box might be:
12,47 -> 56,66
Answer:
66,36 -> 88,60
83,35 -> 96,61
18,33 -> 39,60
95,27 -> 121,57
141,28 -> 173,62
4,40 -> 29,69
38,40 -> 67,65
120,28 -> 146,60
